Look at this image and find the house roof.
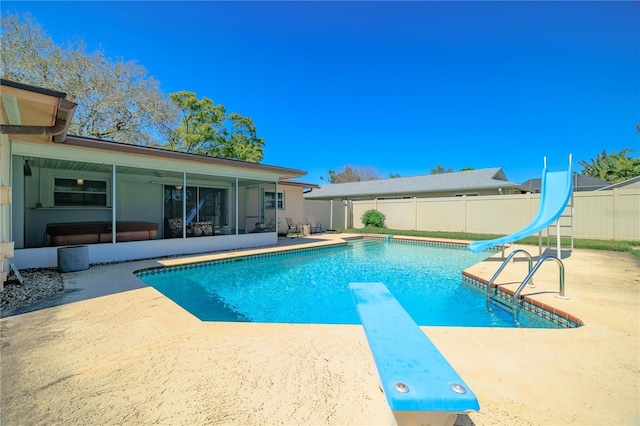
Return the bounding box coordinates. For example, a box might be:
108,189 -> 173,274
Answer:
279,180 -> 320,189
1,79 -> 306,180
521,174 -> 611,192
304,168 -> 522,199
596,175 -> 640,191
63,135 -> 306,180
0,78 -> 77,143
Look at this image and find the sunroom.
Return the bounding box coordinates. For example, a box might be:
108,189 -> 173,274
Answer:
1,79 -> 306,272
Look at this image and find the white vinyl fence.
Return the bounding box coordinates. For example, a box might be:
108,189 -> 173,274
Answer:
304,188 -> 640,241
303,199 -> 347,231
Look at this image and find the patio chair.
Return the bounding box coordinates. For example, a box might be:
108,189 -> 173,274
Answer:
306,216 -> 322,234
166,218 -> 184,238
285,216 -> 302,237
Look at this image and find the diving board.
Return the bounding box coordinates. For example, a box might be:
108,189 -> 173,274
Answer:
349,282 -> 479,425
468,156 -> 573,254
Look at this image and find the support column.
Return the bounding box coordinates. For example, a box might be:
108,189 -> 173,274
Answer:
182,172 -> 187,238
235,177 -> 239,235
0,134 -> 13,287
112,164 -> 117,243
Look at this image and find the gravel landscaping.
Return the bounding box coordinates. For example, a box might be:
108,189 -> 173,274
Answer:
1,269 -> 64,312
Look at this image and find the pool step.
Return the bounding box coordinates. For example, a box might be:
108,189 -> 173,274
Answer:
349,238 -> 385,247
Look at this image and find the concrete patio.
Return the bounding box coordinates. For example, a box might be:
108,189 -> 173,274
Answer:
1,234 -> 638,425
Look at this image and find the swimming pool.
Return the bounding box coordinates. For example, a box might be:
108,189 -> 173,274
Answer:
137,238 -> 564,328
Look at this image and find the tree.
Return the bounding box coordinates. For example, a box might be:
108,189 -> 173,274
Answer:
223,113 -> 265,162
323,165 -> 383,183
0,12 -> 176,146
324,166 -> 359,183
578,149 -> 640,183
430,164 -> 453,174
166,91 -> 225,154
1,13 -> 265,162
167,91 -> 264,162
388,173 -> 401,178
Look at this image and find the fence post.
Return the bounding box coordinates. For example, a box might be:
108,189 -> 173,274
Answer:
414,197 -> 418,231
345,200 -> 349,229
463,195 -> 467,233
330,200 -> 333,230
612,189 -> 617,240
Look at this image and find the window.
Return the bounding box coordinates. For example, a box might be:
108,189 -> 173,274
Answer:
53,178 -> 107,207
454,193 -> 479,197
264,191 -> 284,210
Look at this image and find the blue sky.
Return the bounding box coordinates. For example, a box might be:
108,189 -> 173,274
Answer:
4,1 -> 639,184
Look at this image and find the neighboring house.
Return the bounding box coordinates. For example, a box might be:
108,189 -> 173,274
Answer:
0,79 -> 313,277
520,173 -> 611,193
303,168 -> 525,201
596,176 -> 640,191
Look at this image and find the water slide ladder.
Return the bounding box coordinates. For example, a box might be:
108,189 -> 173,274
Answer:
485,249 -> 567,323
539,174 -> 575,258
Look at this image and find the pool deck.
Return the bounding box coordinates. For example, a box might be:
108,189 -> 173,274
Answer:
1,234 -> 638,425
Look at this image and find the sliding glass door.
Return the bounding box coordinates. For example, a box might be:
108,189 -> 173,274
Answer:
164,185 -> 228,238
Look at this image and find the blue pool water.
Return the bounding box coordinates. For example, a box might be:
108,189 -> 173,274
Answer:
138,239 -> 563,328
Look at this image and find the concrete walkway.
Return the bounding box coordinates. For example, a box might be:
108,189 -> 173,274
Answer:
1,235 -> 638,425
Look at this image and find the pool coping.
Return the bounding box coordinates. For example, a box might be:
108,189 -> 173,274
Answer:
136,241 -> 348,277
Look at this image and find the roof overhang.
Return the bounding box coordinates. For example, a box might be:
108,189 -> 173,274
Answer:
2,79 -> 307,181
279,180 -> 320,190
0,79 -> 77,143
61,135 -> 306,180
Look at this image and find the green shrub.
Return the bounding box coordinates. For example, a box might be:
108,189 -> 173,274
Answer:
361,209 -> 386,228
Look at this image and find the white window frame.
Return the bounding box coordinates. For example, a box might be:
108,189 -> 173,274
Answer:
52,176 -> 110,207
264,190 -> 285,210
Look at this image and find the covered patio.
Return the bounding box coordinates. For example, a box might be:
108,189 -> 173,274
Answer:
1,79 -> 307,270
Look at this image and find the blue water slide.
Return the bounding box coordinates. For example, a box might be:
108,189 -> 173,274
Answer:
468,157 -> 573,253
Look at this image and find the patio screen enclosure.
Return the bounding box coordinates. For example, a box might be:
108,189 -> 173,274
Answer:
16,155 -> 279,248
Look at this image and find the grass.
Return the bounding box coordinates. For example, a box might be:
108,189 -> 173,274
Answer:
343,227 -> 640,259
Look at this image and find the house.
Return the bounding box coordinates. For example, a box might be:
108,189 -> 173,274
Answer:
303,168 -> 525,201
0,79 -> 314,278
270,179 -> 320,231
521,173 -> 611,193
596,176 -> 640,191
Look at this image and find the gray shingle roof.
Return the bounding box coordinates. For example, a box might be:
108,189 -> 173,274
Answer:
596,175 -> 640,191
521,174 -> 611,192
304,168 -> 522,199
